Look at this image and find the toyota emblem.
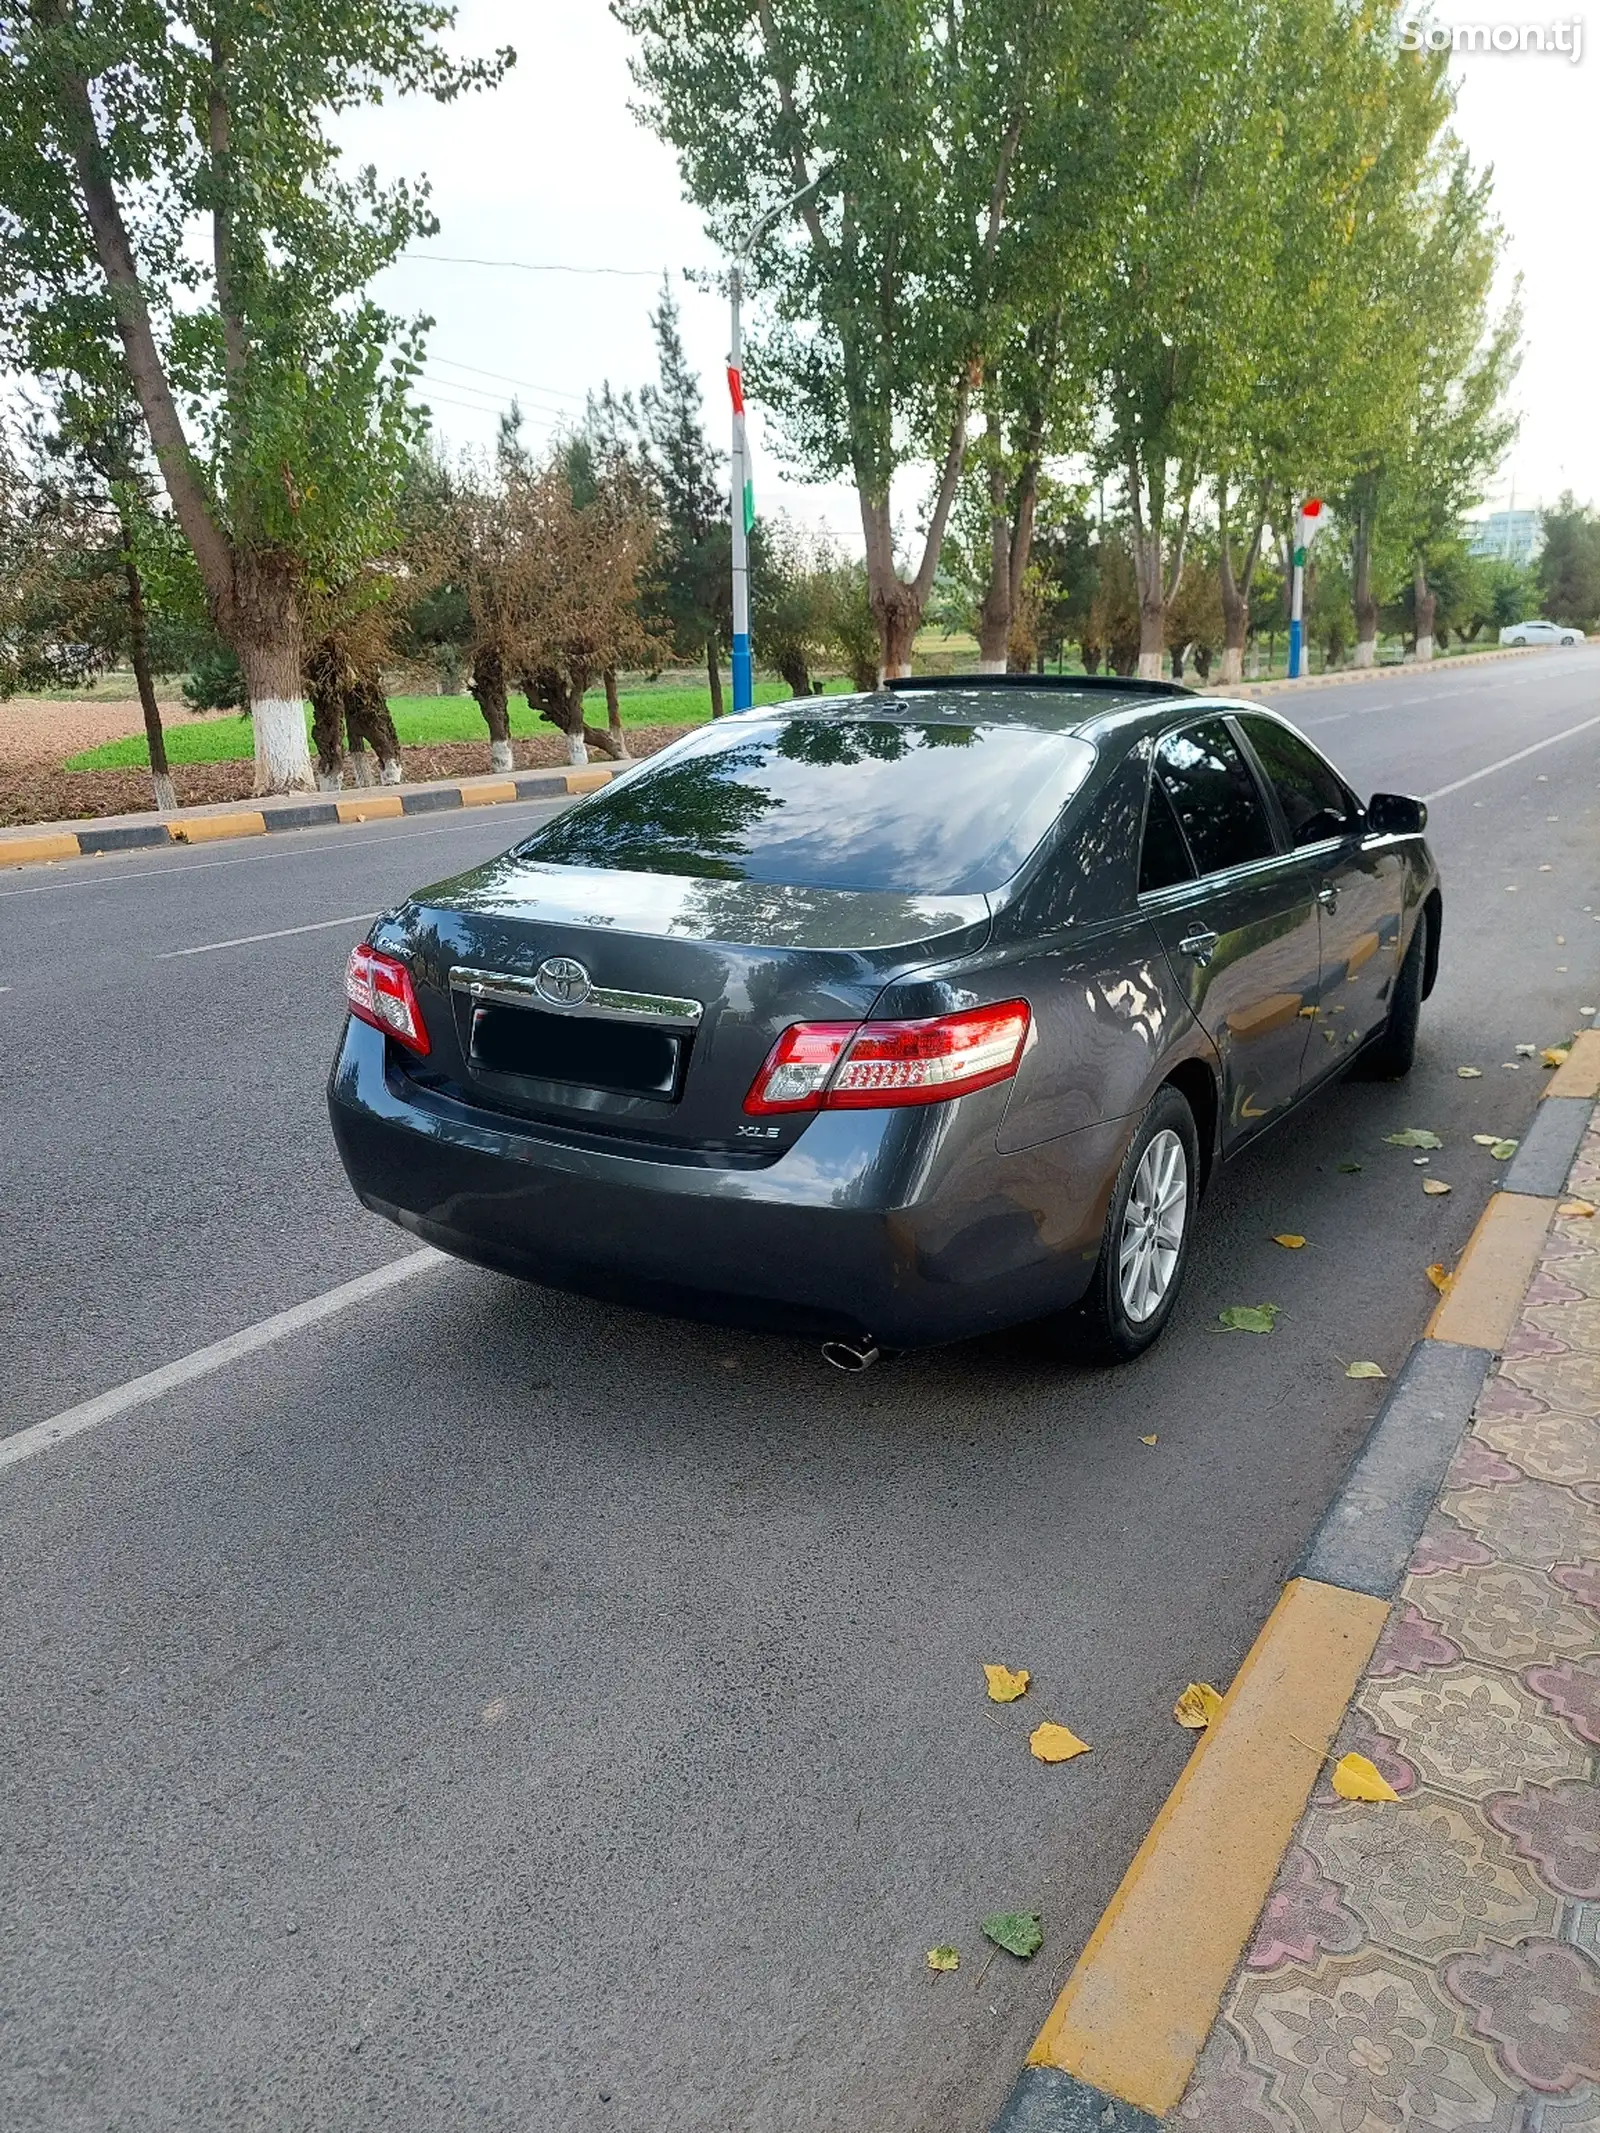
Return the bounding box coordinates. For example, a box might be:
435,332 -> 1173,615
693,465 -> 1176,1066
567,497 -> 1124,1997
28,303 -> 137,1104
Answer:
533,955 -> 593,1007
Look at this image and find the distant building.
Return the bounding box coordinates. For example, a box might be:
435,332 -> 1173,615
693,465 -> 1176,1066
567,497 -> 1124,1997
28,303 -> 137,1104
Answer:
1469,510 -> 1542,566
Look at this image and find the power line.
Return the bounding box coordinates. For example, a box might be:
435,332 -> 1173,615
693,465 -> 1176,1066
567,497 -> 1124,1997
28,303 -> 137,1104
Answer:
403,252 -> 662,278
430,355 -> 589,404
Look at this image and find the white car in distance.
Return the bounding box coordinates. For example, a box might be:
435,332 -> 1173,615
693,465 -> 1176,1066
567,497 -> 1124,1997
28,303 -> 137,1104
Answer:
1500,618 -> 1584,646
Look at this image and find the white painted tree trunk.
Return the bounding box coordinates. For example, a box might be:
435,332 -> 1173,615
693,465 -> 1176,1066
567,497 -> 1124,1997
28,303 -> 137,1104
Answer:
378,755 -> 403,785
251,697 -> 315,795
489,739 -> 514,773
1352,638 -> 1376,669
315,766 -> 343,792
1216,646 -> 1243,684
563,731 -> 587,766
150,770 -> 178,812
1136,650 -> 1164,680
974,657 -> 1008,675
1413,634 -> 1434,662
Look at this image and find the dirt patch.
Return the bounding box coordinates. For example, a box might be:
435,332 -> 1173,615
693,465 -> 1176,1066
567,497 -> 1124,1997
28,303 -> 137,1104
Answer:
0,695 -> 205,765
0,727 -> 691,829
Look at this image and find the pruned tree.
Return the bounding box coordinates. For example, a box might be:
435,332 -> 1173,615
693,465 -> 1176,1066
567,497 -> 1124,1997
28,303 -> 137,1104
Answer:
0,1 -> 508,792
1538,497 -> 1600,630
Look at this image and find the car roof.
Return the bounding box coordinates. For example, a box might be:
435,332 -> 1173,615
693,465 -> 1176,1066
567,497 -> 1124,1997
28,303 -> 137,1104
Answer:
742,673 -> 1256,751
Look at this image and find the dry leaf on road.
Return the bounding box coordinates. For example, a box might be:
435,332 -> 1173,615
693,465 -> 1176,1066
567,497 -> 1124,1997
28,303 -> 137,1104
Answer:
1559,1199 -> 1596,1218
1331,1752 -> 1400,1802
984,1664 -> 1029,1704
1346,1361 -> 1387,1379
1456,1066 -> 1483,1078
1426,1264 -> 1453,1293
1423,1179 -> 1452,1196
1543,1047 -> 1570,1068
1385,1128 -> 1443,1149
1029,1722 -> 1091,1764
1272,1233 -> 1306,1249
926,1947 -> 960,1972
1174,1682 -> 1223,1730
1140,1433 -> 1158,1445
1489,1139 -> 1518,1161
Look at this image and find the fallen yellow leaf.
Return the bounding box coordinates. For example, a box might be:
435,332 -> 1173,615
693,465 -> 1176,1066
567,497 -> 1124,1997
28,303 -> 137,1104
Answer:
1346,1360 -> 1386,1379
1559,1199 -> 1596,1218
1272,1233 -> 1306,1249
1331,1751 -> 1400,1802
1030,1721 -> 1091,1763
1426,1263 -> 1453,1294
1423,1178 -> 1452,1195
1173,1682 -> 1223,1730
1543,1047 -> 1570,1068
984,1664 -> 1029,1704
926,1946 -> 960,1972
1140,1433 -> 1158,1445
1456,1066 -> 1483,1078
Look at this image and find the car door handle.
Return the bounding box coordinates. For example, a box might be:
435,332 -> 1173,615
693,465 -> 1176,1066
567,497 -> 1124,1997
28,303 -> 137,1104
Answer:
1317,884 -> 1339,911
1178,929 -> 1219,965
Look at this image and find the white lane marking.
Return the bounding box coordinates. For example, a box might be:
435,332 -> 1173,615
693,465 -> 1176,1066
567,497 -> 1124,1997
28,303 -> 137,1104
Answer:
1423,711 -> 1600,802
0,1249 -> 444,1477
157,911 -> 378,958
0,798 -> 565,899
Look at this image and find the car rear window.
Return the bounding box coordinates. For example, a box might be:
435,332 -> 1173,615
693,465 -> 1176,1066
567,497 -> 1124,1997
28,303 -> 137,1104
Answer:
518,717 -> 1097,894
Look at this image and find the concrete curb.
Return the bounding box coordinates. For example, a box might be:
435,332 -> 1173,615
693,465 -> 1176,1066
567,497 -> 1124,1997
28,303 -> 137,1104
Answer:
0,765 -> 620,872
1198,639 -> 1582,700
986,1030 -> 1600,2129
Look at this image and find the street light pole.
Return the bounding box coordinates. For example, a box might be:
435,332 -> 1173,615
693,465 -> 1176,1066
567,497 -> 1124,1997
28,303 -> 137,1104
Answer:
726,169 -> 833,715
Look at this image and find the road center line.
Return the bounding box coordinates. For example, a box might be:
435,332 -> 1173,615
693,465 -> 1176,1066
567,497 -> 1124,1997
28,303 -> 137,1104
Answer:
0,1249 -> 444,1477
157,911 -> 378,957
1422,710 -> 1600,802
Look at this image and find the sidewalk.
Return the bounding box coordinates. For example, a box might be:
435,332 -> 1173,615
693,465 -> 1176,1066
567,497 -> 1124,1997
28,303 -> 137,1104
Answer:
997,1043 -> 1600,2133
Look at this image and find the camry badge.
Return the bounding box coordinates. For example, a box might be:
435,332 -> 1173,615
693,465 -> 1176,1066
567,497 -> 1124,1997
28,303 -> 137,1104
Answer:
533,955 -> 593,1007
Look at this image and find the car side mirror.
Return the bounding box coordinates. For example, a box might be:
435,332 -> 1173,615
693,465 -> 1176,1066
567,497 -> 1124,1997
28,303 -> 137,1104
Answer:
1366,791 -> 1427,835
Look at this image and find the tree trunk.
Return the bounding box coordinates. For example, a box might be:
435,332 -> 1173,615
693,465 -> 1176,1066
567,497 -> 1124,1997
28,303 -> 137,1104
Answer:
345,677 -> 403,783
976,457 -> 1011,673
1413,560 -> 1436,662
472,644 -> 514,772
1351,485 -> 1379,668
1080,641 -> 1102,675
232,551 -> 313,795
858,375 -> 971,680
603,669 -> 630,759
1133,523 -> 1165,679
1217,484 -> 1265,687
706,637 -> 724,718
308,676 -> 345,788
123,545 -> 177,811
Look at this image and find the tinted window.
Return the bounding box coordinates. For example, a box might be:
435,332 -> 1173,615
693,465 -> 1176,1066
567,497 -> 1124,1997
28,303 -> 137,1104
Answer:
1139,775 -> 1195,893
1239,717 -> 1356,847
1153,721 -> 1276,876
520,717 -> 1097,895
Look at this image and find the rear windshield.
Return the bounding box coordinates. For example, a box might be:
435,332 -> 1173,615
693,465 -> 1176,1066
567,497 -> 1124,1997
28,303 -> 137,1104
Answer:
518,716 -> 1096,894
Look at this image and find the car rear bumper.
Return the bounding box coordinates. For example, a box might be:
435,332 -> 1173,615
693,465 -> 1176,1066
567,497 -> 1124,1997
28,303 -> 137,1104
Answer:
327,1018 -> 1125,1347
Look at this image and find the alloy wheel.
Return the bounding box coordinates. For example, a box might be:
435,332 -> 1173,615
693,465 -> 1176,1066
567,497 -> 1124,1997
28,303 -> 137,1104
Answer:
1117,1128 -> 1188,1323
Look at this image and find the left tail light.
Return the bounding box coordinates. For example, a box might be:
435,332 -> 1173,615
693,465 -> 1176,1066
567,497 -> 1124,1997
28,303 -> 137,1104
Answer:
346,943 -> 431,1056
744,999 -> 1030,1114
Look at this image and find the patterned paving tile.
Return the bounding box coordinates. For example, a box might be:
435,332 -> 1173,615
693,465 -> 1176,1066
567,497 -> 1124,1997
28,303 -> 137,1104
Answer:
1178,1121 -> 1600,2133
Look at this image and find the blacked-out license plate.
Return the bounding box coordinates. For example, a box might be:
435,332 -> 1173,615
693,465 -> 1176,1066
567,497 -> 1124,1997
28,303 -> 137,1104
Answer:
469,1002 -> 685,1100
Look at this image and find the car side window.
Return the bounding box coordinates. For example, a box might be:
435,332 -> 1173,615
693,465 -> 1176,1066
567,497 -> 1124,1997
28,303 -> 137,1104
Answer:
1238,716 -> 1357,847
1152,720 -> 1277,876
1139,775 -> 1196,893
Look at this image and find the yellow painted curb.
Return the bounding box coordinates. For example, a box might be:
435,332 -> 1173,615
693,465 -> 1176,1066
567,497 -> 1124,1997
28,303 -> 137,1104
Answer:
1545,1030 -> 1600,1100
459,779 -> 518,807
1027,1577 -> 1388,2118
335,795 -> 405,823
0,832 -> 82,866
166,811 -> 266,844
564,768 -> 613,793
1426,1191 -> 1556,1351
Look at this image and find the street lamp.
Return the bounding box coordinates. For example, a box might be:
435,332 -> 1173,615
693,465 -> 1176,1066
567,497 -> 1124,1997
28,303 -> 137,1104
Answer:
1288,496 -> 1323,680
727,169 -> 833,713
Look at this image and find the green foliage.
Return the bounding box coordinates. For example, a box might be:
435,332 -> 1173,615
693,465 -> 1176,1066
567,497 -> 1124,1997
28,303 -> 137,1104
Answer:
183,643 -> 245,711
1538,495 -> 1600,628
633,277 -> 729,661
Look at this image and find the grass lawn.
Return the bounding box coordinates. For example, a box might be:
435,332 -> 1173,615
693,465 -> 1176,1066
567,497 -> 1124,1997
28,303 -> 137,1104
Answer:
66,677 -> 855,771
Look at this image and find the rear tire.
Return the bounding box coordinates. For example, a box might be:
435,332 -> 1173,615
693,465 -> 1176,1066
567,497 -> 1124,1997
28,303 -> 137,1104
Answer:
1071,1085 -> 1200,1363
1355,916 -> 1426,1080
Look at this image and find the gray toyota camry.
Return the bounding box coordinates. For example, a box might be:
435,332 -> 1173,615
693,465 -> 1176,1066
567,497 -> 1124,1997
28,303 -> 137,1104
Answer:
328,677 -> 1439,1364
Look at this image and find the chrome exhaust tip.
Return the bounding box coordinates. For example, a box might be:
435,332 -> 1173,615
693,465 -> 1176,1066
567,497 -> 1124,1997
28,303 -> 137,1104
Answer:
820,1335 -> 880,1373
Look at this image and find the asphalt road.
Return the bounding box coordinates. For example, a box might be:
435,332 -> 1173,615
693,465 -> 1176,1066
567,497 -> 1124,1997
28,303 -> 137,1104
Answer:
3,649 -> 1597,2133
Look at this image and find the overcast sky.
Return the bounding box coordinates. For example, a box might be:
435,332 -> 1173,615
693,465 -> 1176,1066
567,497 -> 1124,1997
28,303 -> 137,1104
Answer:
343,0 -> 1596,547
